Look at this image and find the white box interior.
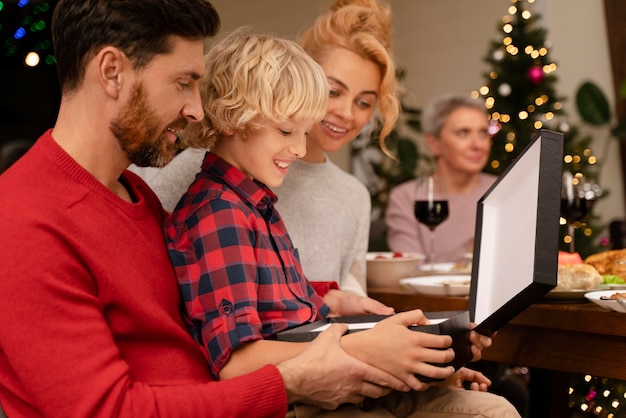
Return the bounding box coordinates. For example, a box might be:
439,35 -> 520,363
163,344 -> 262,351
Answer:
473,138 -> 542,324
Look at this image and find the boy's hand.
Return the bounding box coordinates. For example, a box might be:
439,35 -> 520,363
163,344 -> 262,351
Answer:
342,309 -> 456,391
435,366 -> 491,392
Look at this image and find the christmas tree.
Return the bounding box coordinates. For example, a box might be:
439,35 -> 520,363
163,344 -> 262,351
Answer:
476,0 -> 604,258
478,0 -> 564,176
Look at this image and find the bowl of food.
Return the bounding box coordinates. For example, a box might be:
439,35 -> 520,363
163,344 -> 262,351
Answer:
584,290 -> 626,313
366,251 -> 425,288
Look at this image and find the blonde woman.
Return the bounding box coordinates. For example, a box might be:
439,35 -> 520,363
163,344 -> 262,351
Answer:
273,0 -> 399,297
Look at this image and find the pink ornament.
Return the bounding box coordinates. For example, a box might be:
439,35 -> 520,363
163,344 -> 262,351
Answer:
488,120 -> 501,136
528,66 -> 544,85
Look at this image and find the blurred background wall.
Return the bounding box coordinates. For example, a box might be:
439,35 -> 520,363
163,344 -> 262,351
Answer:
1,0 -> 621,232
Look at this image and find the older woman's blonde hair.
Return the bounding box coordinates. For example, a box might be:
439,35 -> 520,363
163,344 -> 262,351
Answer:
299,0 -> 399,157
182,28 -> 329,148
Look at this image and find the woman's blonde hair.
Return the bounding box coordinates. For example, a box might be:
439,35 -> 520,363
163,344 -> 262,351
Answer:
182,28 -> 328,148
299,0 -> 399,157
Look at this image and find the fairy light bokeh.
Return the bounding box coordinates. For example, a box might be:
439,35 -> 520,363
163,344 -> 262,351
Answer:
0,0 -> 60,145
0,0 -> 55,68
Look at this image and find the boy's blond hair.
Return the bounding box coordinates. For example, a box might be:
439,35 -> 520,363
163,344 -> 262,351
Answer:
183,29 -> 328,148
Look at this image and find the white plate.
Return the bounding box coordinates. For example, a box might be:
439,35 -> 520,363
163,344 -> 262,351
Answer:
366,252 -> 425,261
585,290 -> 626,313
418,262 -> 472,276
419,262 -> 457,273
399,275 -> 471,296
543,284 -> 626,302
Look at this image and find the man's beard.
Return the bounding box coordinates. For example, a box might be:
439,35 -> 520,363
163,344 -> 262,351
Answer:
110,81 -> 186,168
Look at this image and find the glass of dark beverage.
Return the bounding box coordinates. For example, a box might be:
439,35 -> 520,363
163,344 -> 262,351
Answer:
414,174 -> 449,270
561,172 -> 600,253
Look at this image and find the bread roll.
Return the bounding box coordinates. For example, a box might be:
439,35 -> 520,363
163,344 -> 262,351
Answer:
556,264 -> 603,291
584,249 -> 626,278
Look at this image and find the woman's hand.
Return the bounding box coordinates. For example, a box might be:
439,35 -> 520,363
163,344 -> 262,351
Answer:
323,289 -> 394,317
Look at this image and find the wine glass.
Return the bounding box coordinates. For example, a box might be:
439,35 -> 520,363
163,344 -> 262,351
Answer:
414,174 -> 449,270
561,172 -> 600,253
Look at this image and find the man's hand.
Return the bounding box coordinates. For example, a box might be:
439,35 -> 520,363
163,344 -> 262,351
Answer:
323,289 -> 394,317
435,366 -> 491,392
276,323 -> 409,410
342,310 -> 456,391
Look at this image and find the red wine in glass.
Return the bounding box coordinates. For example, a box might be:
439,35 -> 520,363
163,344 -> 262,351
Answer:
561,172 -> 599,253
414,175 -> 448,269
414,200 -> 450,231
560,197 -> 588,224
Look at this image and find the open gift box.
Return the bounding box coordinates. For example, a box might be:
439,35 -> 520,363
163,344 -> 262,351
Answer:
278,129 -> 564,374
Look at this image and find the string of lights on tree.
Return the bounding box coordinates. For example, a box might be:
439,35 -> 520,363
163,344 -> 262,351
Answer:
0,0 -> 56,69
569,375 -> 626,417
474,0 -> 564,175
473,0 -> 604,259
476,1 -> 622,416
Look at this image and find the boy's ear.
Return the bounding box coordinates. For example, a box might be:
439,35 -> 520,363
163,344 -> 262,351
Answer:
95,46 -> 128,99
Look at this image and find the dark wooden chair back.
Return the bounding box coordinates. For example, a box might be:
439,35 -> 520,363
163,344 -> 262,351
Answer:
0,139 -> 34,174
609,219 -> 626,250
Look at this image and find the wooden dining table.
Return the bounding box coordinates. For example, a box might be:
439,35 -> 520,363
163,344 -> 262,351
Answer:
368,286 -> 626,417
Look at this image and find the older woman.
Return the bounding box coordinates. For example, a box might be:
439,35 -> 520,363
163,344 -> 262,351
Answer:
385,93 -> 497,264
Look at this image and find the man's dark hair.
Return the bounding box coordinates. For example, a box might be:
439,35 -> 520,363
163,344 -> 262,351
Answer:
52,0 -> 220,93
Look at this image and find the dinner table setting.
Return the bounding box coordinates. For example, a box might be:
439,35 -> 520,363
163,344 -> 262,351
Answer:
363,131 -> 626,416
365,248 -> 626,418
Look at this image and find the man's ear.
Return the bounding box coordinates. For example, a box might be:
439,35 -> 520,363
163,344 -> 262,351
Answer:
95,46 -> 128,99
